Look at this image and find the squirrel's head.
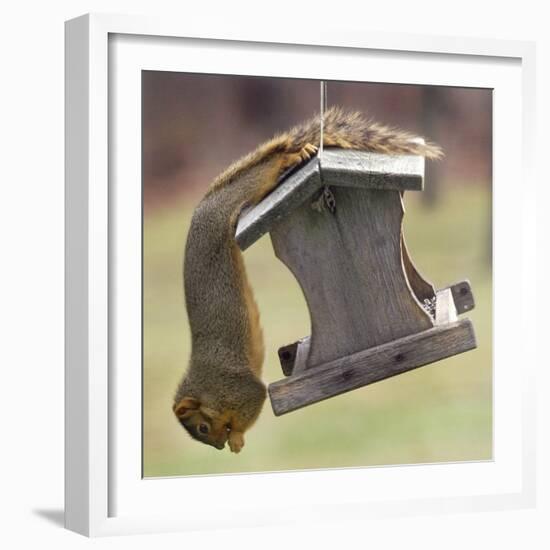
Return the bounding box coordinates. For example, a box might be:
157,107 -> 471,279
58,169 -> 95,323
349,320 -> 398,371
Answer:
172,397 -> 230,450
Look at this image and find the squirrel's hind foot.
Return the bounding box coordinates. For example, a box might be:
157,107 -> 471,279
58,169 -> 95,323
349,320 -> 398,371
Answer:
281,143 -> 319,172
299,142 -> 318,161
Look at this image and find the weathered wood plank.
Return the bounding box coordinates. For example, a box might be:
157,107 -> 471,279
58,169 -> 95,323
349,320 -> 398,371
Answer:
449,280 -> 475,313
401,233 -> 436,306
292,337 -> 310,375
268,318 -> 477,416
277,342 -> 298,377
435,288 -> 457,326
271,185 -> 433,368
319,149 -> 424,191
235,158 -> 322,251
236,149 -> 426,250
277,281 -> 474,375
278,337 -> 311,376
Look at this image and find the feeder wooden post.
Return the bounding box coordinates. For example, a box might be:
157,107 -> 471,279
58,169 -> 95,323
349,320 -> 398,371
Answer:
236,149 -> 477,416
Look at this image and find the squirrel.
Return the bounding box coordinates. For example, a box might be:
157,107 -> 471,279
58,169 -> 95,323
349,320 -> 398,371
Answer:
173,106 -> 442,453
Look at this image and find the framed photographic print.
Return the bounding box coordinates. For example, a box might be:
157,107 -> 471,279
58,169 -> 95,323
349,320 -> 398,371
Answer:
65,13 -> 536,536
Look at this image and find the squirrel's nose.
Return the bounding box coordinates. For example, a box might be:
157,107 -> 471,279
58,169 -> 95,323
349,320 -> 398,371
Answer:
216,442 -> 225,450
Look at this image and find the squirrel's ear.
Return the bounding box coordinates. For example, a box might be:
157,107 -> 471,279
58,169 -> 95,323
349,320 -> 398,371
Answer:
173,397 -> 200,418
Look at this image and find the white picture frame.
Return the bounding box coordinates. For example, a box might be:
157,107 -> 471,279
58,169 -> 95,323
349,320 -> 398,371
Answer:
65,12 -> 537,537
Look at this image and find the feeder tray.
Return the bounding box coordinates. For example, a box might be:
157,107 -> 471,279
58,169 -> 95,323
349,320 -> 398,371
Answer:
235,149 -> 477,416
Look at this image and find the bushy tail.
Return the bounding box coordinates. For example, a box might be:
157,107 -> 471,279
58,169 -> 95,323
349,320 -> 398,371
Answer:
288,105 -> 443,159
209,106 -> 442,194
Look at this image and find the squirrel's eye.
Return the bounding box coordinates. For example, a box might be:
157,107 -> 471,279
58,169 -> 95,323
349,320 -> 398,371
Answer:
198,423 -> 209,434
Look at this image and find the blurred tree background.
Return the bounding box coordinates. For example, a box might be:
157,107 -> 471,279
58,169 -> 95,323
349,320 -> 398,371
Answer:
142,72 -> 492,477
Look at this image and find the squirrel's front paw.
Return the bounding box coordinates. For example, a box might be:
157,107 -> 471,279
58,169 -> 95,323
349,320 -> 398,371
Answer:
228,431 -> 245,453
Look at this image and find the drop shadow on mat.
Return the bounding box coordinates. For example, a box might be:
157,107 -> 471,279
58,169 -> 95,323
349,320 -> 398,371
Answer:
33,509 -> 65,528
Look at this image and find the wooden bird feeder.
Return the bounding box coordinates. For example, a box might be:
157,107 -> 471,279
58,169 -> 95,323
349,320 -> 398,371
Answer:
235,149 -> 477,416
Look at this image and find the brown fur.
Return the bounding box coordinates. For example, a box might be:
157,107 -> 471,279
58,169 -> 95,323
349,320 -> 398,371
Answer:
230,239 -> 264,374
174,107 -> 442,453
207,106 -> 442,197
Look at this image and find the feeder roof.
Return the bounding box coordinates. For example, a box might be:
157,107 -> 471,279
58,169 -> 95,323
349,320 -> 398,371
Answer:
236,148 -> 425,251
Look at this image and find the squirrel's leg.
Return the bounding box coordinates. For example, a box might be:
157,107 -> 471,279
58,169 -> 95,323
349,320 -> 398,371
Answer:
248,143 -> 319,205
226,377 -> 266,454
227,414 -> 248,454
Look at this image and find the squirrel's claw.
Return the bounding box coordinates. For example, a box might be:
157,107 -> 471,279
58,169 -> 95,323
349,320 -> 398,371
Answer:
300,143 -> 318,161
281,143 -> 319,173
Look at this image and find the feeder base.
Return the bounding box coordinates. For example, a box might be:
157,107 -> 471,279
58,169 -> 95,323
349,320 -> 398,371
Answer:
268,318 -> 476,416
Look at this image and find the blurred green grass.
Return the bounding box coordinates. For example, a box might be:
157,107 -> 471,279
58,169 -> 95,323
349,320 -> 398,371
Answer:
143,185 -> 492,477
